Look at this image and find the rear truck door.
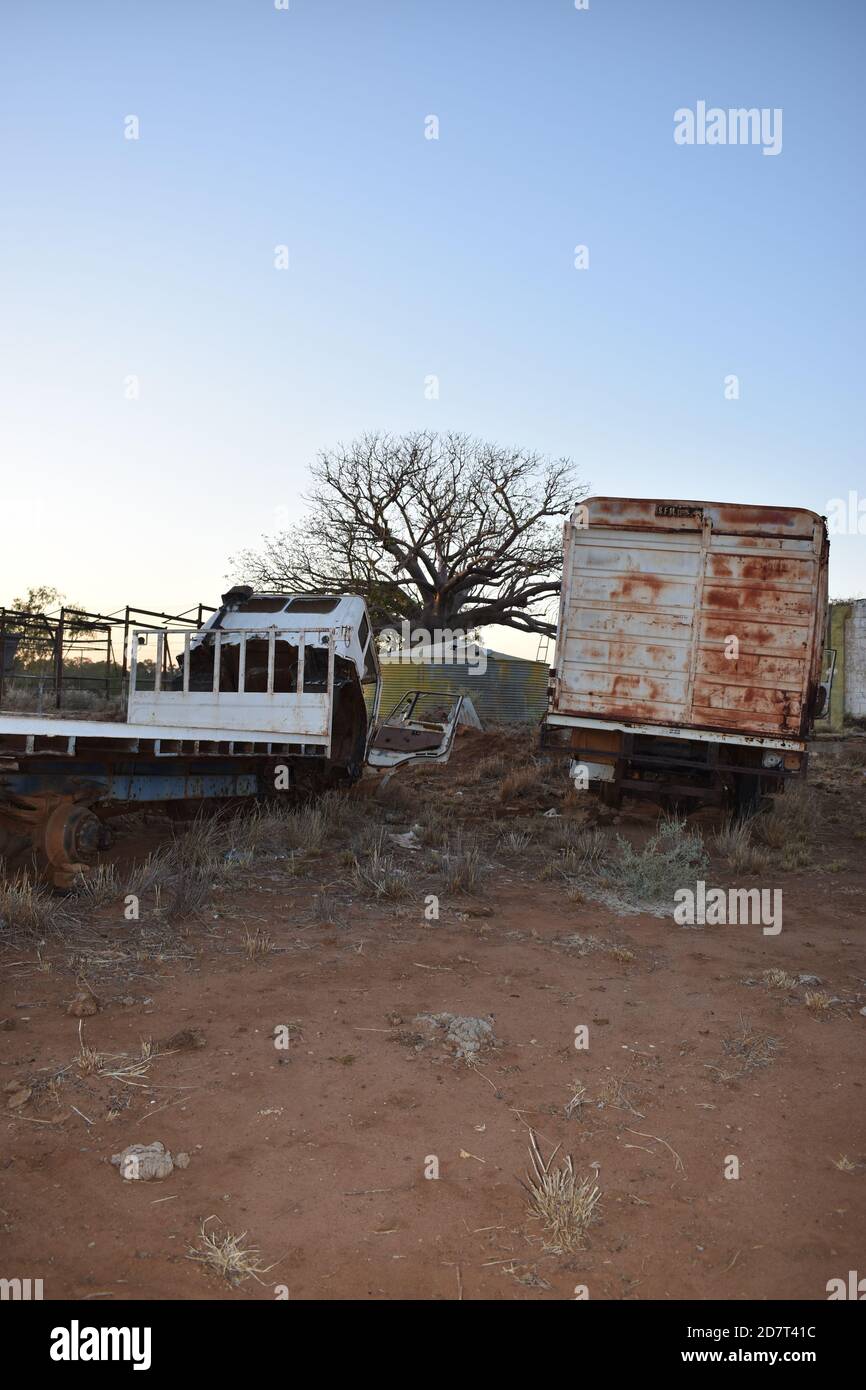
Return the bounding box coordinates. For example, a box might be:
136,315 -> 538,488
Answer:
366,690 -> 464,771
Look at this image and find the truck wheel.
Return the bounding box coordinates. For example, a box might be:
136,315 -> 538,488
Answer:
42,801 -> 104,888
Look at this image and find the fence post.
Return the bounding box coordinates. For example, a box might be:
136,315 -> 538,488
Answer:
55,608 -> 65,710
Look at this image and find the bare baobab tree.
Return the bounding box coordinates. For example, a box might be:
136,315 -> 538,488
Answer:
232,431 -> 584,639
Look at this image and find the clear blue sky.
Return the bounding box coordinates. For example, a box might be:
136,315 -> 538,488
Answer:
1,0 -> 863,654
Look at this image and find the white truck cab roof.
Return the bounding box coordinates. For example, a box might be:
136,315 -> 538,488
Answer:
194,588 -> 376,685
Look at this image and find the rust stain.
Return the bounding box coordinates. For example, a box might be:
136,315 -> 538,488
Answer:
706,588 -> 743,610
739,557 -> 791,581
616,575 -> 664,601
581,496 -> 823,540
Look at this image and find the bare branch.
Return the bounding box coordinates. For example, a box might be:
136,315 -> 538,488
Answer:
230,431 -> 585,638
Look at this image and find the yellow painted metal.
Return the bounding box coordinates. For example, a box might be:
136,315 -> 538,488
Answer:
368,652 -> 548,725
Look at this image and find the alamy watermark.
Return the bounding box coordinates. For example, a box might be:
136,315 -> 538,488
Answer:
1,1276 -> 43,1300
50,1322 -> 151,1371
826,491 -> 866,535
379,621 -> 487,675
674,102 -> 782,157
674,880 -> 782,935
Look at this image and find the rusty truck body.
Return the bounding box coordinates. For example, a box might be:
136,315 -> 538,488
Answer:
542,497 -> 830,809
0,587 -> 462,885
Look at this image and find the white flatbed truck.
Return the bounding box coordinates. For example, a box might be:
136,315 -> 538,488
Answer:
0,588 -> 462,885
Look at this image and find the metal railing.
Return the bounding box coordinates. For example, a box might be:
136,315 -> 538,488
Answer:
129,627 -> 336,697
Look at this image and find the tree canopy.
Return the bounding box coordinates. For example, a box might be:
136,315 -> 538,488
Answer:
233,431 -> 584,638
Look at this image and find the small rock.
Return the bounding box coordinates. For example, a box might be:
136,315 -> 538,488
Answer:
5,1080 -> 32,1110
390,830 -> 421,850
224,847 -> 250,865
67,990 -> 100,1018
798,973 -> 822,986
174,1151 -> 190,1169
111,1141 -> 174,1181
415,1012 -> 496,1060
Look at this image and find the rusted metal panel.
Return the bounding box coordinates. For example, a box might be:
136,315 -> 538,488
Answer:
582,497 -> 819,539
553,497 -> 828,741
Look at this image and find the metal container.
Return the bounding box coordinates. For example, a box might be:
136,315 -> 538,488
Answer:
551,497 -> 829,741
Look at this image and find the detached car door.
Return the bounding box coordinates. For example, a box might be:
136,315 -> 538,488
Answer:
366,690 -> 465,770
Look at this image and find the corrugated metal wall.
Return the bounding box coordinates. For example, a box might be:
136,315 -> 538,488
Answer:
367,654 -> 549,724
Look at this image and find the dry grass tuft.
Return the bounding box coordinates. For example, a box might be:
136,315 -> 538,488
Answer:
75,1024 -> 155,1083
162,864 -> 212,921
560,827 -> 607,878
498,827 -> 533,855
564,1081 -> 587,1119
73,863 -> 122,906
778,841 -> 812,870
555,931 -> 604,955
351,833 -> 411,899
555,932 -> 634,963
281,804 -> 330,854
441,833 -> 486,894
242,927 -> 274,960
311,891 -> 339,925
76,1040 -> 103,1076
804,989 -> 835,1019
712,784 -> 817,873
545,815 -> 589,851
124,853 -> 169,899
463,752 -> 508,786
499,763 -> 544,803
751,784 -> 817,857
607,943 -> 636,963
596,1073 -> 644,1116
709,1018 -> 779,1082
522,1131 -> 600,1253
0,870 -> 68,938
415,804 -> 449,849
761,968 -> 798,991
712,817 -> 771,872
166,815 -> 228,875
186,1216 -> 276,1286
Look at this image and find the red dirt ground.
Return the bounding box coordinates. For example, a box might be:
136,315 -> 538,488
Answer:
2,733 -> 864,1300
